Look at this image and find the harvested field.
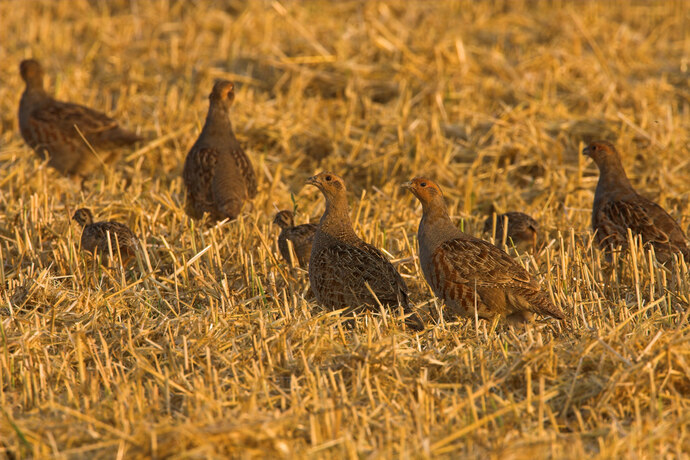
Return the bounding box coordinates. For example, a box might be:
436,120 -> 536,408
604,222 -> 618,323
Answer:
1,1 -> 689,458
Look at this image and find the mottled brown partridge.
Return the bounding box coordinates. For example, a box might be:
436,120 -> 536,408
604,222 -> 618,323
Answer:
403,178 -> 564,323
584,141 -> 690,264
307,172 -> 424,330
273,210 -> 317,268
72,208 -> 139,264
183,80 -> 257,221
483,211 -> 539,253
18,59 -> 142,177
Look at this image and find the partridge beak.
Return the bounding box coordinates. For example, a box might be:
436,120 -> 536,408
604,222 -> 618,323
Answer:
305,175 -> 318,187
401,180 -> 413,190
582,145 -> 592,157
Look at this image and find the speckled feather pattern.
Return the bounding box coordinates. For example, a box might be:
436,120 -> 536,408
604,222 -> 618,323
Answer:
483,212 -> 538,252
277,223 -> 317,268
18,59 -> 141,176
81,222 -> 139,258
183,80 -> 257,222
310,232 -> 409,311
425,238 -> 562,320
73,209 -> 139,263
585,141 -> 690,264
307,172 -> 424,330
405,177 -> 564,323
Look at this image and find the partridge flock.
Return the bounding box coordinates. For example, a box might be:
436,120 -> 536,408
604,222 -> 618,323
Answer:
14,59 -> 690,332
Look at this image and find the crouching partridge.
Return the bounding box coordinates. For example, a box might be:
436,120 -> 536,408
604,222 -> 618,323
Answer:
72,208 -> 139,265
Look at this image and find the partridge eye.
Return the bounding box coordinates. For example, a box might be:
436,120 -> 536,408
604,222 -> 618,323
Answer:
325,175 -> 332,181
420,182 -> 427,187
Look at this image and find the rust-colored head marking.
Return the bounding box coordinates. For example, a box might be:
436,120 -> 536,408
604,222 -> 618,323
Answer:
402,177 -> 444,206
210,80 -> 235,106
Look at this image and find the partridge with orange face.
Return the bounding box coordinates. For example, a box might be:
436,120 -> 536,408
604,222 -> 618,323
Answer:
307,172 -> 424,330
18,59 -> 142,177
483,212 -> 539,253
584,141 -> 690,264
273,210 -> 317,268
183,80 -> 257,221
403,177 -> 564,323
72,208 -> 139,264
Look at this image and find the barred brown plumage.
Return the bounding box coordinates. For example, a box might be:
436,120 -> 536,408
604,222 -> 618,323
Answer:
583,141 -> 690,264
273,210 -> 317,268
72,208 -> 139,265
483,211 -> 539,253
306,172 -> 424,331
403,177 -> 564,323
18,59 -> 142,177
183,80 -> 257,222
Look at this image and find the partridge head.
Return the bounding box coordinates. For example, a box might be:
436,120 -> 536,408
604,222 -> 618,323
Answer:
273,210 -> 295,229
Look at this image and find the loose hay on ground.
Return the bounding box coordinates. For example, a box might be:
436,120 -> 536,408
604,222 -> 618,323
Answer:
1,1 -> 689,458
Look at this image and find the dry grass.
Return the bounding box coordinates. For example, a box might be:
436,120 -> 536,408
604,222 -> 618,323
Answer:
1,0 -> 690,458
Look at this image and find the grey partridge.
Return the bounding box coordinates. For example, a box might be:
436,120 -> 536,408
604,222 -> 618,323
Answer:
306,172 -> 424,330
273,210 -> 317,268
18,59 -> 142,177
483,211 -> 539,253
183,80 -> 257,221
584,141 -> 690,264
72,208 -> 139,264
403,177 -> 564,323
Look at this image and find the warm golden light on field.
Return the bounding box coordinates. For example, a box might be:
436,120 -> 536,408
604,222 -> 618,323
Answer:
1,1 -> 689,458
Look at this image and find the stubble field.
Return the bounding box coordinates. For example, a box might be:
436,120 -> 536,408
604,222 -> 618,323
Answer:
1,1 -> 690,458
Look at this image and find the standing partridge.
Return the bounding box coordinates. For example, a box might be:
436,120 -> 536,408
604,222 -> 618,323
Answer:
583,141 -> 690,264
18,59 -> 142,177
273,210 -> 317,268
72,208 -> 139,264
483,211 -> 539,253
306,172 -> 424,330
403,177 -> 564,323
183,80 -> 257,221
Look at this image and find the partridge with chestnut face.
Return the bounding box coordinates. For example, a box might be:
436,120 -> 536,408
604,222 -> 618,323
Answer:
18,59 -> 142,177
403,177 -> 564,323
273,210 -> 317,268
583,140 -> 690,264
483,211 -> 539,253
307,172 -> 424,330
72,208 -> 139,264
183,80 -> 257,221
